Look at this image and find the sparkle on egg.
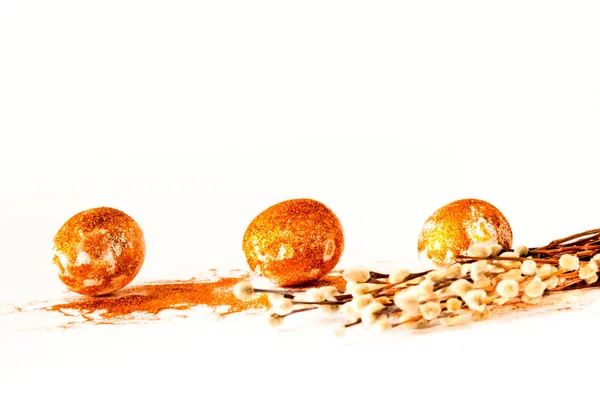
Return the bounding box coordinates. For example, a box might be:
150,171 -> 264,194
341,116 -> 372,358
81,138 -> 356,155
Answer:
242,198 -> 344,287
417,198 -> 512,269
53,207 -> 146,296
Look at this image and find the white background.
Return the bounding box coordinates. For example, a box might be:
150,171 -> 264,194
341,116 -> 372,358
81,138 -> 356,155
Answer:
1,1 -> 599,397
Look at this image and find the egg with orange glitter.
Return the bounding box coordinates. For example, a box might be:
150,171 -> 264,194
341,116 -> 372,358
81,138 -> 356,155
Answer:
242,198 -> 344,287
417,198 -> 512,269
52,207 -> 146,296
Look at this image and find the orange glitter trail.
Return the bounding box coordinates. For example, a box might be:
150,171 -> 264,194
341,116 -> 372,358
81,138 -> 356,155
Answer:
39,272 -> 346,327
45,276 -> 267,323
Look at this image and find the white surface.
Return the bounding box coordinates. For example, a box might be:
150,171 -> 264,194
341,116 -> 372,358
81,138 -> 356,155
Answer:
1,287 -> 598,398
1,1 -> 600,397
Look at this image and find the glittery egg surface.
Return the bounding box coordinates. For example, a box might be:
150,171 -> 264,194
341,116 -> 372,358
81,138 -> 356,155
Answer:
417,198 -> 512,269
53,207 -> 146,296
242,198 -> 344,287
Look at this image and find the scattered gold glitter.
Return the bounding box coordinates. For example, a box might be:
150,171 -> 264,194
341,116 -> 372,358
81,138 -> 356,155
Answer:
2,271 -> 348,331
45,274 -> 270,326
417,198 -> 512,269
52,207 -> 146,296
242,198 -> 345,287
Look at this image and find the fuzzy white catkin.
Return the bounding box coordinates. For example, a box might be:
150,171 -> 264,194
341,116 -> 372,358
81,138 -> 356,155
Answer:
418,279 -> 435,296
361,302 -> 386,325
445,297 -> 462,312
267,293 -> 284,304
524,277 -> 545,298
449,279 -> 473,298
332,323 -> 346,338
461,263 -> 471,276
487,263 -> 506,274
544,275 -> 559,290
496,279 -> 519,298
521,260 -> 537,276
376,318 -> 392,333
305,288 -> 325,303
446,263 -> 462,279
376,296 -> 393,305
419,301 -> 442,320
343,269 -> 371,284
426,270 -> 446,282
498,252 -> 521,268
579,265 -> 597,280
319,286 -> 338,298
463,289 -> 487,312
467,243 -> 493,258
274,298 -> 294,315
267,313 -> 284,328
586,274 -> 599,284
471,308 -> 490,322
351,294 -> 375,312
389,269 -> 410,284
588,260 -> 599,273
233,281 -> 254,301
341,302 -> 360,318
352,283 -> 379,297
439,315 -> 462,327
490,244 -> 503,256
319,303 -> 340,315
536,264 -> 553,278
559,254 -> 580,272
394,292 -> 419,314
471,270 -> 488,282
470,260 -> 489,275
493,296 -> 510,306
514,245 -> 529,257
499,269 -> 523,281
473,278 -> 492,289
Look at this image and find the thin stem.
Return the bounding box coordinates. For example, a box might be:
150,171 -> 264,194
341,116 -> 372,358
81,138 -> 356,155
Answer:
369,271 -> 389,279
254,288 -> 303,296
345,319 -> 362,328
457,254 -> 559,264
281,306 -> 317,317
536,229 -> 600,249
368,271 -> 429,296
292,299 -> 349,306
391,315 -> 423,328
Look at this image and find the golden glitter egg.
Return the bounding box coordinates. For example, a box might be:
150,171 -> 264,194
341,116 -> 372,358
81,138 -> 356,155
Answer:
417,198 -> 512,269
52,207 -> 146,296
242,198 -> 344,287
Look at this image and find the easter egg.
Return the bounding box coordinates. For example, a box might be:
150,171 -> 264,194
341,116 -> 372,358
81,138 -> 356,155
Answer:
52,207 -> 146,296
417,198 -> 512,269
242,198 -> 344,287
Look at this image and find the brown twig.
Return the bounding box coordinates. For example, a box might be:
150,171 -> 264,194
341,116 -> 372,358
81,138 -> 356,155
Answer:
535,228 -> 600,249
250,227 -> 600,334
